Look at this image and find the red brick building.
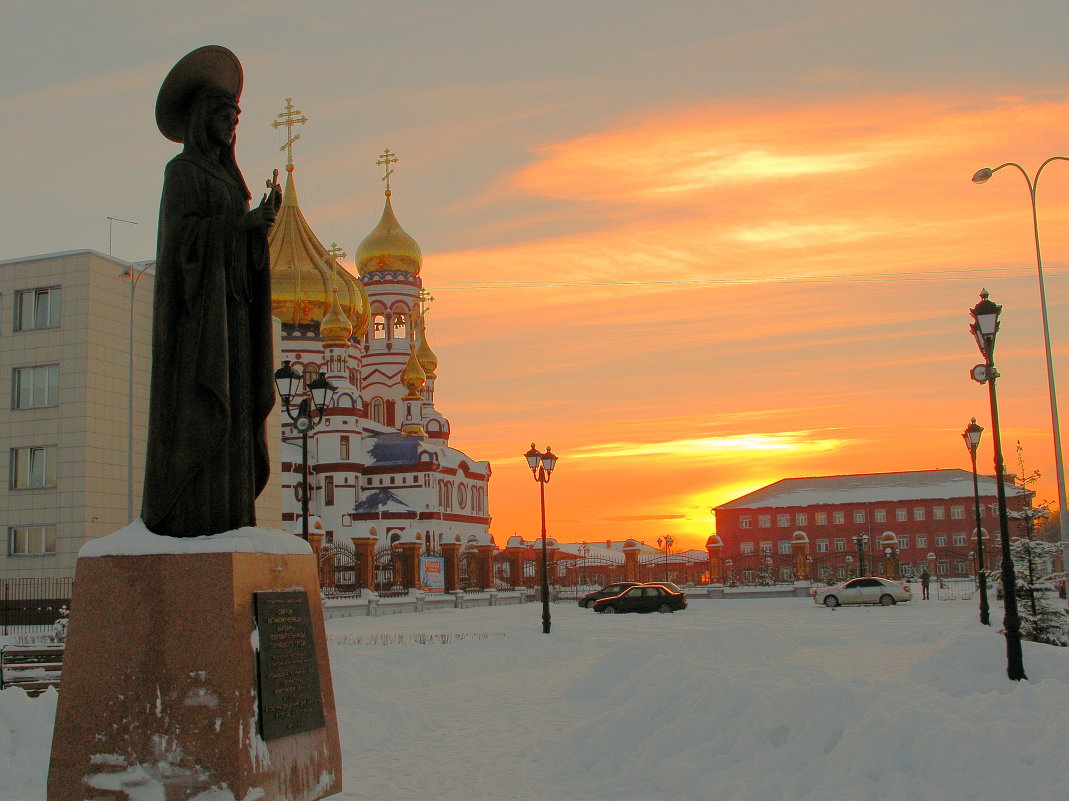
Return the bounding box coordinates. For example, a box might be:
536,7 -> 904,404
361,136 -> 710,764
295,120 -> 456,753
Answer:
713,469 -> 1032,584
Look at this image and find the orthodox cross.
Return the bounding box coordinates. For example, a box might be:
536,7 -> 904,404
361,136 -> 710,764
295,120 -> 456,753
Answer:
272,98 -> 308,167
418,287 -> 435,318
325,242 -> 346,285
376,147 -> 398,193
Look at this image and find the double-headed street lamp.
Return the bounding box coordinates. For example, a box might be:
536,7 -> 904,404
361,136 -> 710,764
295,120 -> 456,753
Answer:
524,443 -> 559,634
962,418 -> 991,626
657,535 -> 674,581
968,290 -> 1026,680
851,533 -> 869,576
274,361 -> 336,542
973,160 -> 1069,620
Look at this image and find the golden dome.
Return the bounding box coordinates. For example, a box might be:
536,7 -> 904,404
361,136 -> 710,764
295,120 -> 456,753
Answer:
415,317 -> 438,379
355,192 -> 422,276
401,349 -> 427,400
269,166 -> 371,334
319,285 -> 353,346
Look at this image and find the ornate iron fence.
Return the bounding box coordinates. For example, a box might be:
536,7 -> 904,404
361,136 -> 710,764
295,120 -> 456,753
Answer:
319,544 -> 363,599
1,577 -> 73,635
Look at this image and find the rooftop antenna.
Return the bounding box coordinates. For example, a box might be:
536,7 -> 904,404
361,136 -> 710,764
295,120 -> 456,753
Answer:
107,216 -> 137,256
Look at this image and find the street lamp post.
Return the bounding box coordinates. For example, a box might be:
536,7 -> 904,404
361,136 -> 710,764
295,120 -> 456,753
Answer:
657,535 -> 674,581
973,160 -> 1069,624
851,533 -> 869,576
968,290 -> 1026,680
524,443 -> 559,634
963,418 -> 991,626
274,361 -> 336,542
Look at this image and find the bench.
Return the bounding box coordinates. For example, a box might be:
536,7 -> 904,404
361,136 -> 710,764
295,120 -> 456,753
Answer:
1,644 -> 64,695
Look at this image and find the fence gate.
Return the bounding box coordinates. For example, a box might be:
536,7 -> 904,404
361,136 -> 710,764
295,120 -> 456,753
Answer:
319,544 -> 361,598
373,545 -> 404,597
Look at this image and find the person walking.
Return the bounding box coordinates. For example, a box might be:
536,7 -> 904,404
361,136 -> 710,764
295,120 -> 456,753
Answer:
920,569 -> 931,600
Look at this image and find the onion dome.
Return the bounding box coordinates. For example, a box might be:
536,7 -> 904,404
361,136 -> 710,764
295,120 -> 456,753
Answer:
414,318 -> 438,379
355,191 -> 423,276
401,349 -> 427,400
319,284 -> 353,347
268,165 -> 371,333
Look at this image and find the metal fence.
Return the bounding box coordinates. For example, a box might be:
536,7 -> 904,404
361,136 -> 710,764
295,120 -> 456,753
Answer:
1,577 -> 73,636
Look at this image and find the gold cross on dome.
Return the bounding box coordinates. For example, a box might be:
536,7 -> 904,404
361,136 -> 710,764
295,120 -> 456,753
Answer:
325,242 -> 346,266
376,147 -> 398,193
272,98 -> 308,167
418,287 -> 435,316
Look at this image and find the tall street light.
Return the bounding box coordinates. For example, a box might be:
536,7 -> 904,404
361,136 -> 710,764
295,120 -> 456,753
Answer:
969,289 -> 1027,680
525,444 -> 559,634
963,417 -> 991,626
657,535 -> 674,581
973,160 -> 1069,622
274,361 -> 336,542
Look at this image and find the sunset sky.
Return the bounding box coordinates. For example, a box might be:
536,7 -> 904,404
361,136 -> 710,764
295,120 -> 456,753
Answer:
4,1 -> 1069,550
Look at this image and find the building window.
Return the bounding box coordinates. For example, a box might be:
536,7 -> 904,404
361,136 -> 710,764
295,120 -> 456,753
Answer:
795,513 -> 807,526
10,446 -> 56,489
896,508 -> 908,522
371,398 -> 385,425
952,533 -> 966,547
950,506 -> 965,520
778,540 -> 791,555
741,542 -> 754,555
935,535 -> 947,547
14,287 -> 61,331
936,560 -> 949,575
392,313 -> 407,339
776,514 -> 789,527
954,560 -> 969,575
815,512 -> 827,525
853,510 -> 865,524
324,475 -> 334,506
759,542 -> 772,554
758,515 -> 771,528
372,314 -> 386,339
933,506 -> 945,520
816,540 -> 829,553
12,364 -> 59,409
832,511 -> 845,524
898,535 -> 909,549
834,538 -> 846,552
739,516 -> 752,529
913,507 -> 925,521
9,525 -> 56,556
340,436 -> 350,461
874,509 -> 886,523
916,535 -> 928,549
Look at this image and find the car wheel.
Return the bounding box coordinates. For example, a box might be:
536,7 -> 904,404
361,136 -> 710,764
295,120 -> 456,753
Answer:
657,603 -> 673,614
582,599 -> 592,608
823,595 -> 839,608
879,594 -> 895,606
601,605 -> 617,614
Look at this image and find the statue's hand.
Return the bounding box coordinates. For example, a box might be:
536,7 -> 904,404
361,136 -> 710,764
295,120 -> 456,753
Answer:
242,199 -> 277,231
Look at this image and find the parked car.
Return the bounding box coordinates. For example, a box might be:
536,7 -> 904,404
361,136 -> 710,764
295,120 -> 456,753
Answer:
812,577 -> 911,607
644,580 -> 685,595
578,582 -> 642,609
593,583 -> 687,614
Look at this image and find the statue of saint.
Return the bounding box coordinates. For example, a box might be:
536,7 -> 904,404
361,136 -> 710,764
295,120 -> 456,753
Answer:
142,46 -> 280,537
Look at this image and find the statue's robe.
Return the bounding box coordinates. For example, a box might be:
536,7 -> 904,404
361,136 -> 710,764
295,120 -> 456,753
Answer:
141,151 -> 275,537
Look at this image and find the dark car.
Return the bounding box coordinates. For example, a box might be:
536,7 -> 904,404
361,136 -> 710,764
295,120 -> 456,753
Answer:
579,582 -> 642,609
593,583 -> 687,614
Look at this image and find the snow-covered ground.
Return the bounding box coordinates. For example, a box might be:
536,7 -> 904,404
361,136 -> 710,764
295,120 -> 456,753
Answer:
3,597 -> 1067,801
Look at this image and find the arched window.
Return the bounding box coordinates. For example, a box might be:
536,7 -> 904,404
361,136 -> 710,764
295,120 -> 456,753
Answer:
303,363 -> 319,383
392,312 -> 407,340
372,314 -> 386,340
371,398 -> 385,425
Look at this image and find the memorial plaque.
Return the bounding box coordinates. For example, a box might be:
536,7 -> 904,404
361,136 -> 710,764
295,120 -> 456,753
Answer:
254,590 -> 325,740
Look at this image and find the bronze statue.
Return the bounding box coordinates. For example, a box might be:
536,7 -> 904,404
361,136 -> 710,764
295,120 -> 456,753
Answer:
142,46 -> 281,537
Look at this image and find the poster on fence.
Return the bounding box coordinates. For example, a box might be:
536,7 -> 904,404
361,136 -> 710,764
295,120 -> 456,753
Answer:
420,557 -> 445,592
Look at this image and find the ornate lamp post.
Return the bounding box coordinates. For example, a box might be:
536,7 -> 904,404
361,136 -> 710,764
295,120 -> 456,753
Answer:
657,535 -> 675,581
851,533 -> 869,576
524,443 -> 559,634
968,290 -> 1026,680
962,417 -> 991,626
274,361 -> 336,542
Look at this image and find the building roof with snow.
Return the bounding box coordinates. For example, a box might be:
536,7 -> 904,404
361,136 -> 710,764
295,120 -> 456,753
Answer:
715,469 -> 1030,510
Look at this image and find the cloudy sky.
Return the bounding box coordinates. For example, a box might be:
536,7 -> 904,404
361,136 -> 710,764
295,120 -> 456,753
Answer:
5,1 -> 1069,549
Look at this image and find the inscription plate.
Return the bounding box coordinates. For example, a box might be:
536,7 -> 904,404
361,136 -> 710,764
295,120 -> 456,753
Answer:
254,590 -> 325,741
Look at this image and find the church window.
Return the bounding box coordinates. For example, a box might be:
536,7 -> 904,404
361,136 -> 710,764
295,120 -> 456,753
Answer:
371,398 -> 385,425
372,314 -> 386,339
392,313 -> 407,339
340,436 -> 349,460
15,287 -> 61,331
303,364 -> 319,383
324,476 -> 334,506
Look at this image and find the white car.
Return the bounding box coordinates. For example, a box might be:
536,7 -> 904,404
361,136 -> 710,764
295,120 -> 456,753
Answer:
812,577 -> 912,607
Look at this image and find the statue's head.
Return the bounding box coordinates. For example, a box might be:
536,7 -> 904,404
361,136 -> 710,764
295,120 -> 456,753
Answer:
156,45 -> 243,144
186,86 -> 241,155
